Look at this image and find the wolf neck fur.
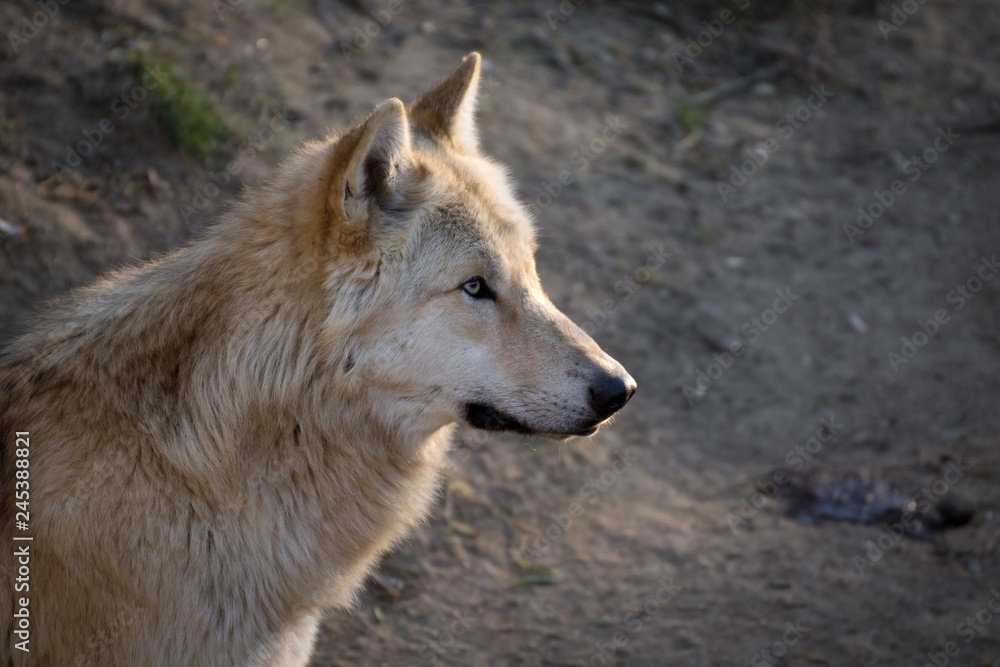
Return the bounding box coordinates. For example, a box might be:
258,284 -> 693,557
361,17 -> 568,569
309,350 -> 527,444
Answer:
18,182 -> 453,611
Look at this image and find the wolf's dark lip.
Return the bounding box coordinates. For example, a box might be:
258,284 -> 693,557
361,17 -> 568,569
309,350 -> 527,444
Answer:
464,403 -> 601,438
464,402 -> 535,434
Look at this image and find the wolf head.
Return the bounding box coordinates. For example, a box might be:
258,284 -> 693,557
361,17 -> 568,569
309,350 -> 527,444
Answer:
289,53 -> 635,439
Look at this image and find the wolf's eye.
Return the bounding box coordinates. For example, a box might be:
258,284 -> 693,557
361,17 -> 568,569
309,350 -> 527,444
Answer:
461,276 -> 494,300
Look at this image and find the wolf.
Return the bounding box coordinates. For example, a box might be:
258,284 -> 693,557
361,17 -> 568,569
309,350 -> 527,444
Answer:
0,52 -> 635,666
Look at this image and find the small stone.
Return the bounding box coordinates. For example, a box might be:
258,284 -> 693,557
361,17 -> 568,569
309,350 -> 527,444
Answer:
848,313 -> 868,334
753,81 -> 776,96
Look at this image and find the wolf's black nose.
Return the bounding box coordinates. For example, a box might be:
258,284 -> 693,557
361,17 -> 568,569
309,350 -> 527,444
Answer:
588,373 -> 637,420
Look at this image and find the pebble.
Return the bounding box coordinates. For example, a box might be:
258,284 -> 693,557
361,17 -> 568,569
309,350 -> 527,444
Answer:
848,313 -> 868,334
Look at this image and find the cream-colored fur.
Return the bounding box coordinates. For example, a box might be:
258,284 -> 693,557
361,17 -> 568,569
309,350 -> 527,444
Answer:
0,53 -> 634,666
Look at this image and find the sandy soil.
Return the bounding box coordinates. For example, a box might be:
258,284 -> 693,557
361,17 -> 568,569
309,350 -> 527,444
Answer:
2,1 -> 999,665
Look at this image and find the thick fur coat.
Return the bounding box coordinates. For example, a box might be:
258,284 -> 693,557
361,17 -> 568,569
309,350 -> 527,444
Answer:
0,53 -> 634,666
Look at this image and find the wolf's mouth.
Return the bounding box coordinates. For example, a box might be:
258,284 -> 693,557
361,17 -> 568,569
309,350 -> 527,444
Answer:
464,403 -> 600,438
465,403 -> 535,434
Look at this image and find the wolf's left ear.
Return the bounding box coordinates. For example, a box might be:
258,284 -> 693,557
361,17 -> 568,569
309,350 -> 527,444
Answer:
409,52 -> 481,154
337,97 -> 413,226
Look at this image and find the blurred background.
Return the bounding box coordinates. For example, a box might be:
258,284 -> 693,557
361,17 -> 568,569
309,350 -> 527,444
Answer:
1,0 -> 999,664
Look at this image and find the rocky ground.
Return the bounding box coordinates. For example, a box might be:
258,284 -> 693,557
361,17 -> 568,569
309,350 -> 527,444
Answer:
2,0 -> 999,665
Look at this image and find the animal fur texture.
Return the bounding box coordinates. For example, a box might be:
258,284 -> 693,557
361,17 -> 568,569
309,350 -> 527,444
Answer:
0,53 -> 635,666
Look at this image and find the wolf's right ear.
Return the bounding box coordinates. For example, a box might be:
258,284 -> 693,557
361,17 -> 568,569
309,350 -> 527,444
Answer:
409,52 -> 481,154
335,98 -> 413,227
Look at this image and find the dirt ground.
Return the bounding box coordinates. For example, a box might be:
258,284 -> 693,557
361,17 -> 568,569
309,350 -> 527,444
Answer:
2,1 -> 999,665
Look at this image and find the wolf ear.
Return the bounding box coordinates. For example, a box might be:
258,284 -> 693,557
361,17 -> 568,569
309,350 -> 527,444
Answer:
409,52 -> 481,154
338,98 -> 413,224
